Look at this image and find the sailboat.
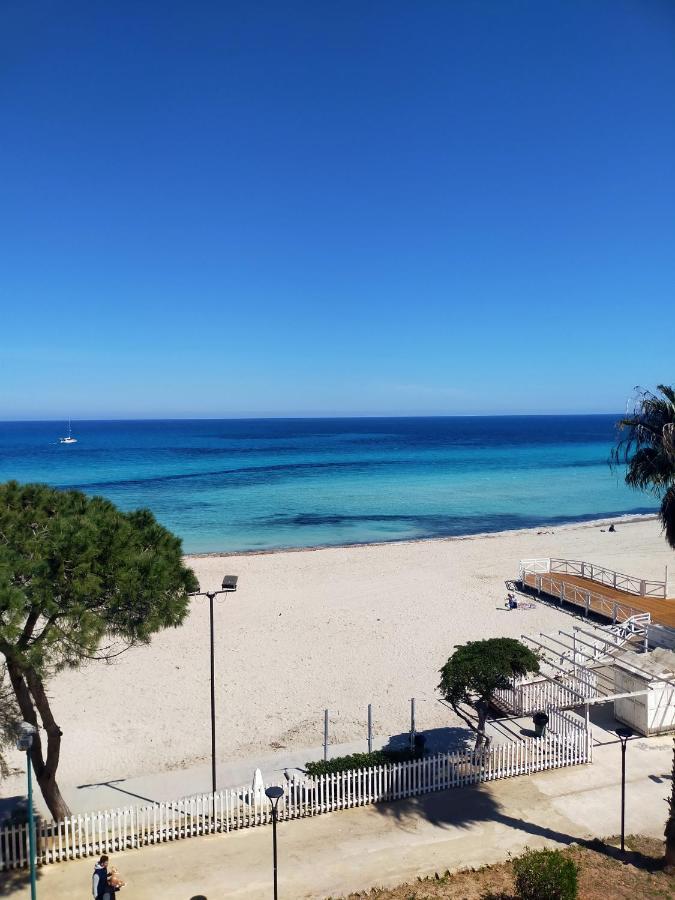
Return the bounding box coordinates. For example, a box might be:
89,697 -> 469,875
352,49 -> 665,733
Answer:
59,419 -> 77,444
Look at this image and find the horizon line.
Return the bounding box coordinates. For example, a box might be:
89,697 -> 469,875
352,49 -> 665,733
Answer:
0,411 -> 625,424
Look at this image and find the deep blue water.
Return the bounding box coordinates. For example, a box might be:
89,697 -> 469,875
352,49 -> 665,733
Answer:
0,416 -> 653,553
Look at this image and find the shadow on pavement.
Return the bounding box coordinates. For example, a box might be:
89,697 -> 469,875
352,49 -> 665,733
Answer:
382,726 -> 474,755
76,778 -> 159,805
370,780 -> 667,874
0,866 -> 41,896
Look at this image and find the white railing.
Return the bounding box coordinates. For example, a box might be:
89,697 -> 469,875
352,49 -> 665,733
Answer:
519,558 -> 551,576
494,672 -> 599,715
609,613 -> 651,640
520,558 -> 667,599
0,723 -> 591,872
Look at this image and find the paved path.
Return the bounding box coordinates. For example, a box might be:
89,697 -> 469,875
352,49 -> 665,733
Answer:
11,734 -> 672,900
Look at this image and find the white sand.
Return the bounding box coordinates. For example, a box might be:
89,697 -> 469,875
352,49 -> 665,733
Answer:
2,516 -> 673,793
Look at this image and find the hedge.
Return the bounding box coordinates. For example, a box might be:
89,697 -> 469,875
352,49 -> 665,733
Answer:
304,747 -> 422,777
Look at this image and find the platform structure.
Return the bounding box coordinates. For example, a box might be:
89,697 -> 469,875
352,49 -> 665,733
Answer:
517,557 -> 675,629
492,613 -> 674,734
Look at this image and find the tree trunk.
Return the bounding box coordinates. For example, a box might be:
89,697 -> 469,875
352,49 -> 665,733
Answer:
474,700 -> 489,751
31,759 -> 71,823
665,740 -> 675,873
6,658 -> 71,821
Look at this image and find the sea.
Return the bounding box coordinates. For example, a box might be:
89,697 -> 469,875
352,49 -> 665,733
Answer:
0,416 -> 654,554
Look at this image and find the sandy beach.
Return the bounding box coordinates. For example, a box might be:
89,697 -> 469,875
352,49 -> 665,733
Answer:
1,515 -> 672,799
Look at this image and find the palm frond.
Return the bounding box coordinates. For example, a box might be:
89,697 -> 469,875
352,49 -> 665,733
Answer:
611,386 -> 675,488
660,485 -> 675,551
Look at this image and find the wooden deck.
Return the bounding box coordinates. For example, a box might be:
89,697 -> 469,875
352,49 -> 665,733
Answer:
522,571 -> 675,629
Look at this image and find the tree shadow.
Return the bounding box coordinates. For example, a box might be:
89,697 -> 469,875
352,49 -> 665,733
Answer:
381,726 -> 474,756
0,797 -> 43,896
0,867 -> 41,897
368,780 -> 666,873
0,796 -> 26,824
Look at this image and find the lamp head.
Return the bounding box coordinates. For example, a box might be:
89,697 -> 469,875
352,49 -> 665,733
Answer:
616,725 -> 633,743
16,721 -> 37,752
221,575 -> 238,592
265,785 -> 284,804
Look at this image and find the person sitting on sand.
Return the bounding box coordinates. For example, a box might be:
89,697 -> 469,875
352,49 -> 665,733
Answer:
506,593 -> 518,610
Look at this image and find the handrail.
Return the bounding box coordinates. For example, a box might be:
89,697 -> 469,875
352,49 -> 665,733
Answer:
519,557 -> 667,599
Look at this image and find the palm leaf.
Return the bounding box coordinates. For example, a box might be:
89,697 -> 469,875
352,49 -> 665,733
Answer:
611,384 -> 675,550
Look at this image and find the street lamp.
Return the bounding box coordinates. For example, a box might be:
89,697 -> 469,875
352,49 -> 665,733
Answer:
16,721 -> 38,900
616,725 -> 633,853
189,575 -> 238,796
265,785 -> 284,900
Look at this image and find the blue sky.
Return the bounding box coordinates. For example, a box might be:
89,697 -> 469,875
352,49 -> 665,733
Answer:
1,0 -> 674,419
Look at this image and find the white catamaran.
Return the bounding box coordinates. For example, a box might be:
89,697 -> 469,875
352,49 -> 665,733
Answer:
59,419 -> 77,444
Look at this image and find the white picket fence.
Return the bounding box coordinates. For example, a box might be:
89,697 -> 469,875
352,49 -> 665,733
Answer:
0,711 -> 591,872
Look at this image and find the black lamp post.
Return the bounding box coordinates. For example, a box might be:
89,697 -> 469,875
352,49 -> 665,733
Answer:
16,722 -> 38,900
265,785 -> 284,900
189,575 -> 238,796
616,725 -> 633,853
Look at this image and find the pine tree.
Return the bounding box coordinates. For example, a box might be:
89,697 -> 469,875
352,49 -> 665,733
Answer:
0,481 -> 198,820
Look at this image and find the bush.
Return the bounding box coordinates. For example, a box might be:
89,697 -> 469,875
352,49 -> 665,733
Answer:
305,747 -> 421,777
512,847 -> 578,900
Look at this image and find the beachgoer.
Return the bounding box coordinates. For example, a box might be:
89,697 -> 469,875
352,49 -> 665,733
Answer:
92,855 -> 111,900
506,593 -> 518,610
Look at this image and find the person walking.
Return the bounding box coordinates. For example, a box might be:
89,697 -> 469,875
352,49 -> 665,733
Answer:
92,854 -> 111,900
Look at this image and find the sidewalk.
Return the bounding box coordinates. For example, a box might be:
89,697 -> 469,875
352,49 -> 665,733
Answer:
14,734 -> 672,900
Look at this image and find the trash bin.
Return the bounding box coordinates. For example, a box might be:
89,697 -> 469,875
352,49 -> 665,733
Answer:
532,711 -> 549,737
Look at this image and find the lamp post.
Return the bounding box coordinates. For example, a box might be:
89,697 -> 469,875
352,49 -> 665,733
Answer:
616,725 -> 633,853
189,575 -> 238,797
265,785 -> 284,900
16,722 -> 37,900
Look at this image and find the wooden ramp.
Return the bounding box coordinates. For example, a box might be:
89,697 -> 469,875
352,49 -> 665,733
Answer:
520,563 -> 675,629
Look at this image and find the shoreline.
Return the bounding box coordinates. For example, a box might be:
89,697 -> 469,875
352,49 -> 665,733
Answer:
185,511 -> 659,559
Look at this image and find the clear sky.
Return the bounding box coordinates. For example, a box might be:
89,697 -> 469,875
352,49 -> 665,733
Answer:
1,0 -> 674,419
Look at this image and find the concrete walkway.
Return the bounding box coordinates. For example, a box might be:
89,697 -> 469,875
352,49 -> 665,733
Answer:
8,734 -> 671,900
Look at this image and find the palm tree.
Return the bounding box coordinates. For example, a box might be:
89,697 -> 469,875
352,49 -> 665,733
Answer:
611,384 -> 675,549
667,738 -> 675,873
611,384 -> 675,871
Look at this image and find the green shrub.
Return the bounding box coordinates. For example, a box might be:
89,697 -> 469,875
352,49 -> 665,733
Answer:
305,748 -> 421,777
512,847 -> 578,900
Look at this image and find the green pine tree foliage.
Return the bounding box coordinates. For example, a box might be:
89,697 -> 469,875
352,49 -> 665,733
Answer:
0,481 -> 198,820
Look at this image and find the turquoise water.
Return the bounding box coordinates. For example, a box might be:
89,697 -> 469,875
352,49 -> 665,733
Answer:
0,416 -> 652,553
